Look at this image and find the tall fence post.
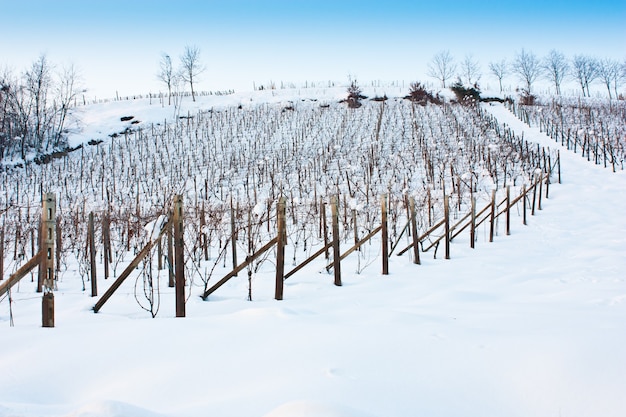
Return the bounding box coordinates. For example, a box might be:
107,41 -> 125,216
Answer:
523,185 -> 527,225
331,196 -> 342,286
409,197 -> 420,265
381,194 -> 389,275
41,193 -> 56,328
275,197 -> 286,300
89,212 -> 97,297
174,195 -> 185,318
230,197 -> 238,274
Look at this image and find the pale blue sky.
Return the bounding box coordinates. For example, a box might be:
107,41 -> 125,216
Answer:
2,0 -> 624,98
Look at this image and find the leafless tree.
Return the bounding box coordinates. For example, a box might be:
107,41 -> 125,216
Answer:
512,49 -> 541,94
459,54 -> 481,87
53,63 -> 82,147
24,54 -> 53,149
596,58 -> 621,100
571,55 -> 598,97
489,59 -> 509,93
157,53 -> 177,106
427,50 -> 456,88
180,45 -> 205,102
542,50 -> 568,95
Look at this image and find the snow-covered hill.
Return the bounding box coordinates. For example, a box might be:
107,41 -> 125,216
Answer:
1,87 -> 625,417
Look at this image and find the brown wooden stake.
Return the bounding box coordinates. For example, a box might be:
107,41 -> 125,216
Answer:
409,197 -> 420,265
506,186 -> 511,236
470,196 -> 476,249
523,185 -> 527,225
538,173 -> 543,211
532,176 -> 537,216
331,196 -> 342,286
174,195 -> 185,318
381,195 -> 389,274
102,215 -> 110,279
275,197 -> 286,300
0,226 -> 4,282
167,220 -> 174,287
89,212 -> 97,297
41,193 -> 56,327
489,189 -> 496,243
444,195 -> 450,259
230,197 -> 238,274
322,199 -> 329,260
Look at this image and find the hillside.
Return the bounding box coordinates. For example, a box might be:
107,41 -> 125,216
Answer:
1,86 -> 625,417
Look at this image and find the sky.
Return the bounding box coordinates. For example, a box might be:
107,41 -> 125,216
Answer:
1,0 -> 625,99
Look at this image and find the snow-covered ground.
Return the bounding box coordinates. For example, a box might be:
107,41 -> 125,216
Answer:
1,90 -> 625,417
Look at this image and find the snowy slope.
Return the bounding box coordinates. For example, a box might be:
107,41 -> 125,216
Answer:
1,93 -> 625,417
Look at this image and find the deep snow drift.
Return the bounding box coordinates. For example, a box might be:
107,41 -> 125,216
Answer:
1,89 -> 625,417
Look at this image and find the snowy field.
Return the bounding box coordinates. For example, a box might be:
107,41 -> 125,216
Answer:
1,88 -> 625,417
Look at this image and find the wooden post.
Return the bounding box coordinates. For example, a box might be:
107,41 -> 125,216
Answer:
41,193 -> 55,328
322,199 -> 329,260
470,196 -> 476,248
0,227 -> 4,282
381,195 -> 389,274
557,150 -> 561,184
275,197 -> 286,300
230,197 -> 238,274
444,195 -> 450,259
89,212 -> 97,297
409,197 -> 420,265
167,221 -> 174,287
102,215 -> 110,279
538,173 -> 543,211
173,195 -> 185,318
506,186 -> 511,236
522,185 -> 527,225
489,189 -> 496,243
531,175 -> 538,216
331,196 -> 342,286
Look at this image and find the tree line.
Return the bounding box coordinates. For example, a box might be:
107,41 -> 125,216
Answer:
427,49 -> 625,99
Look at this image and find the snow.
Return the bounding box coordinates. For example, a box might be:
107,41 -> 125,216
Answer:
1,89 -> 625,417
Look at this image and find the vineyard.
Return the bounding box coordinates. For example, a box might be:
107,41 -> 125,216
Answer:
1,87 -> 625,417
0,92 -> 564,318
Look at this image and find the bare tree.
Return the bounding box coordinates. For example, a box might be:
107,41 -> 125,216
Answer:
489,59 -> 509,93
596,58 -> 621,100
512,49 -> 541,94
571,55 -> 598,97
427,50 -> 456,88
459,54 -> 481,87
24,54 -> 53,149
157,53 -> 177,105
53,63 -> 81,147
180,46 -> 204,102
542,50 -> 568,95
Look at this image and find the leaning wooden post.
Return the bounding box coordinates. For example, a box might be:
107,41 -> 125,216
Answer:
444,195 -> 450,259
506,186 -> 511,236
489,189 -> 496,243
330,196 -> 342,286
275,197 -> 286,300
409,197 -> 420,265
381,194 -> 389,274
173,195 -> 185,318
41,193 -> 56,328
89,212 -> 97,297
